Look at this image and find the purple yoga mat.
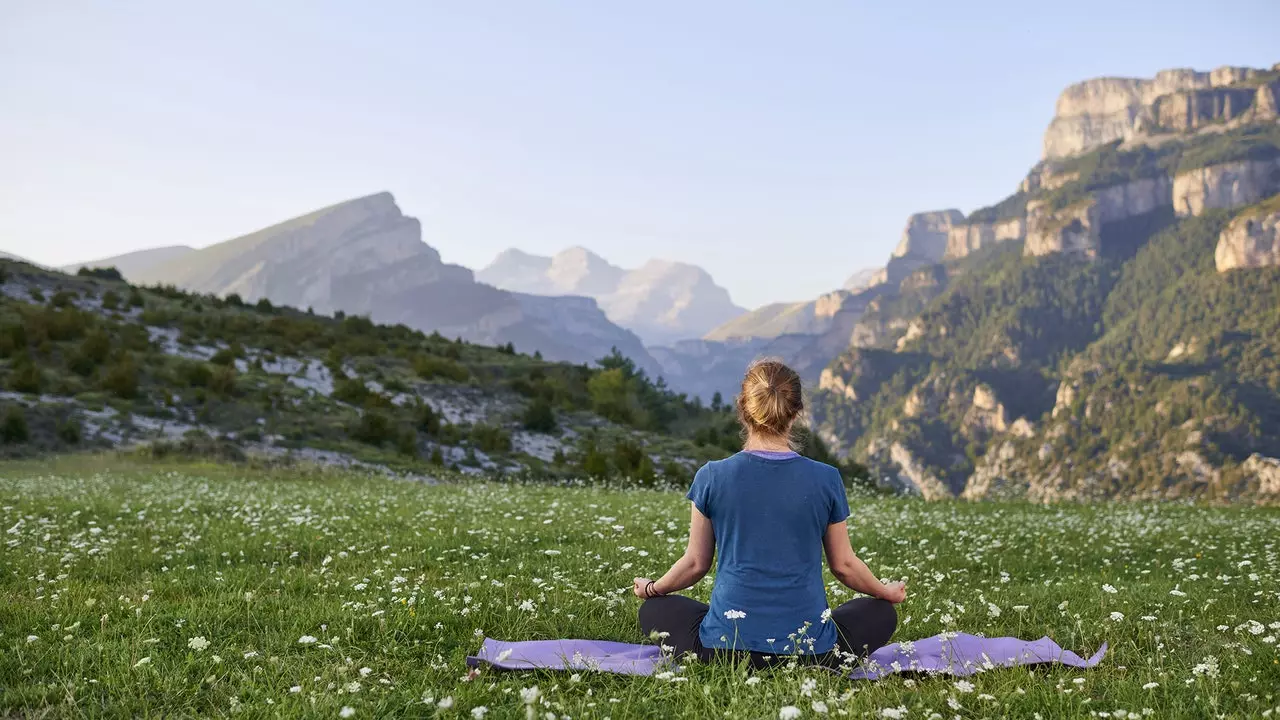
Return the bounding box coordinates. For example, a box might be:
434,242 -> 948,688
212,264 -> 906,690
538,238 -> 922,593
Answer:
467,633 -> 1106,680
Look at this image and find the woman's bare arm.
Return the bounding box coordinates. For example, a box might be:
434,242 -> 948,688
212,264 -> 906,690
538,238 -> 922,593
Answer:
632,503 -> 715,597
822,520 -> 906,603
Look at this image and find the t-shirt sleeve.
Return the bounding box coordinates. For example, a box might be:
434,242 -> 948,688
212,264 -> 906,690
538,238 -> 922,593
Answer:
686,463 -> 713,517
828,470 -> 851,525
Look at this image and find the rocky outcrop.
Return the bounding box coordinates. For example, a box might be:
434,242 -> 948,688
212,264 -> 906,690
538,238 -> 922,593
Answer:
480,248 -> 744,345
866,211 -> 961,287
1216,199 -> 1280,271
1151,86 -> 1259,133
1042,65 -> 1273,159
1174,158 -> 1280,217
1242,454 -> 1280,496
963,385 -> 1035,438
944,216 -> 1026,259
885,442 -> 954,500
1025,176 -> 1173,257
892,210 -> 965,260
1025,200 -> 1101,257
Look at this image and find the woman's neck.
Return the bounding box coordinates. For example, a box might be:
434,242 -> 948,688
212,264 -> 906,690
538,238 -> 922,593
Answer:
743,434 -> 793,453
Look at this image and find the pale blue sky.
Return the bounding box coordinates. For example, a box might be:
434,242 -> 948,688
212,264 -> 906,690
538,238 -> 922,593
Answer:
1,2 -> 1276,308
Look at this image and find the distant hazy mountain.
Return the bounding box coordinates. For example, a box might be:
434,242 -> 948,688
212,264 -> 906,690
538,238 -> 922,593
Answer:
842,267 -> 882,292
129,192 -> 657,371
478,247 -> 745,345
61,246 -> 195,279
703,290 -> 851,342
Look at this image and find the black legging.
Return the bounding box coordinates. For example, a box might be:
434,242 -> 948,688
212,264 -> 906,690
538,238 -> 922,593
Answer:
638,594 -> 897,669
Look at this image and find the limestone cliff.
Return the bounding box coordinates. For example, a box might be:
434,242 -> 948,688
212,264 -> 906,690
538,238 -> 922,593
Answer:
1024,176 -> 1173,257
1174,158 -> 1280,217
944,216 -> 1026,259
1216,197 -> 1280,271
1043,64 -> 1276,160
871,210 -> 961,285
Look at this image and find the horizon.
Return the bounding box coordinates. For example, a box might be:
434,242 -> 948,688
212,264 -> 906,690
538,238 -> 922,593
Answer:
2,1 -> 1278,309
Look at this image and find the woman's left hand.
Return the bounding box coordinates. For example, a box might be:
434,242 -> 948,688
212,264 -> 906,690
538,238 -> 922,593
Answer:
632,577 -> 654,598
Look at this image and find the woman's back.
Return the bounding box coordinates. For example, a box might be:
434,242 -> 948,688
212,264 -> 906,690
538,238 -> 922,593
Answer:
688,451 -> 849,655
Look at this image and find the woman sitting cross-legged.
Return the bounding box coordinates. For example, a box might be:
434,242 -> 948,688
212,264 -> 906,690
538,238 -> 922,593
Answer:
633,358 -> 906,669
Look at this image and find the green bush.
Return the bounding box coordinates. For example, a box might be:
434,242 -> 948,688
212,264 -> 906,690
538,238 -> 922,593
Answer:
1,405 -> 29,443
127,288 -> 144,308
469,423 -> 512,453
77,266 -> 124,281
177,361 -> 213,388
416,402 -> 441,435
413,354 -> 470,382
349,410 -> 395,446
101,354 -> 140,399
57,418 -> 82,444
333,377 -> 372,405
521,397 -> 557,433
101,290 -> 121,311
208,366 -> 237,397
68,330 -> 112,376
6,354 -> 42,394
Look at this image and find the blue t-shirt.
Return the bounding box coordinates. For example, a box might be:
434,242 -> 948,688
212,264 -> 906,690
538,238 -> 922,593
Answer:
687,451 -> 850,655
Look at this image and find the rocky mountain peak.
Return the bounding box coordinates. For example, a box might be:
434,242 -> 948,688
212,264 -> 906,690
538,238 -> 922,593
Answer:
1043,63 -> 1278,160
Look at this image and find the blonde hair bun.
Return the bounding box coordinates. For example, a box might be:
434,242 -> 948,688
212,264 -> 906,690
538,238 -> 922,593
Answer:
736,358 -> 803,442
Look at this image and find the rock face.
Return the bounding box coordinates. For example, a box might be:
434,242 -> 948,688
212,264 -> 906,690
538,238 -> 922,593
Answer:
479,247 -> 743,345
872,211 -> 961,285
1216,200 -> 1280,271
1173,158 -> 1280,217
945,216 -> 1027,259
62,246 -> 196,278
132,192 -> 658,371
1042,65 -> 1272,159
1025,176 -> 1174,257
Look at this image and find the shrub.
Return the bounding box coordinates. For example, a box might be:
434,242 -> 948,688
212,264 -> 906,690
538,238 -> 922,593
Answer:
101,354 -> 140,399
413,354 -> 470,383
469,423 -> 512,454
57,418 -> 82,444
51,290 -> 76,308
6,354 -> 42,394
395,428 -> 418,456
429,447 -> 444,466
333,377 -> 372,405
177,361 -> 213,388
1,405 -> 30,443
77,266 -> 124,281
208,366 -> 237,397
68,331 -> 112,376
522,397 -> 557,433
349,410 -> 395,445
416,402 -> 441,435
209,342 -> 243,366
255,297 -> 274,313
127,288 -> 144,308
101,290 -> 121,310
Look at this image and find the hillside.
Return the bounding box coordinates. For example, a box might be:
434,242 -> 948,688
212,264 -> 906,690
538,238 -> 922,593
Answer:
809,61 -> 1280,503
0,257 -> 862,484
478,247 -> 745,345
121,193 -> 658,373
61,245 -> 195,278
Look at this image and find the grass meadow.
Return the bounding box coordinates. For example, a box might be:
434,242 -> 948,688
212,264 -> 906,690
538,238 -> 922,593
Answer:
2,457 -> 1278,719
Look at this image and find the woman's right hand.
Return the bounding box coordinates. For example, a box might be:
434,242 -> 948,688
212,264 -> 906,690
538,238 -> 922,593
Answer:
878,581 -> 907,604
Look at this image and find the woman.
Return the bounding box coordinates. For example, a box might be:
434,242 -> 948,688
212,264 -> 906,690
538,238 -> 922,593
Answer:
633,359 -> 905,668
